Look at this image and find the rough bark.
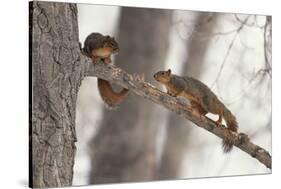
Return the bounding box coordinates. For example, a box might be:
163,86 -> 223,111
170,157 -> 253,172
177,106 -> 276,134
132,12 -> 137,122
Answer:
30,1 -> 83,187
89,7 -> 172,184
86,62 -> 272,169
158,13 -> 217,179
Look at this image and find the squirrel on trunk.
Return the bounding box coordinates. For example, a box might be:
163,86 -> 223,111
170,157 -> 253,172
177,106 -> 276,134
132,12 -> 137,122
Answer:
82,33 -> 128,108
154,69 -> 238,152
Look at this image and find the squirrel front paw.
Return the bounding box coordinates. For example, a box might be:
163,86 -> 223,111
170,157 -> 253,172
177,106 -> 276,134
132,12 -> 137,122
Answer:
92,57 -> 101,64
167,92 -> 177,97
104,57 -> 112,64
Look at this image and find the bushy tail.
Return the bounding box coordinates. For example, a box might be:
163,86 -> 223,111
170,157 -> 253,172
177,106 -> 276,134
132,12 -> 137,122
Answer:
222,107 -> 238,153
97,79 -> 129,109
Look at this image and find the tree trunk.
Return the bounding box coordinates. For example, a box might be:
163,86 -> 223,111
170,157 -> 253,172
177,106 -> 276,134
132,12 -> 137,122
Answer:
89,7 -> 172,184
157,13 -> 217,179
30,1 -> 82,187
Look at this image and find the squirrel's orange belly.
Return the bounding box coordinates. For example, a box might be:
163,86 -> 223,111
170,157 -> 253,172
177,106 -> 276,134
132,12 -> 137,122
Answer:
92,48 -> 112,58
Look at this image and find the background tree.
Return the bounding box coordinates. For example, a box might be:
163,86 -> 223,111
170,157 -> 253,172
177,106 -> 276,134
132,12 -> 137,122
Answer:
89,7 -> 172,184
157,13 -> 217,179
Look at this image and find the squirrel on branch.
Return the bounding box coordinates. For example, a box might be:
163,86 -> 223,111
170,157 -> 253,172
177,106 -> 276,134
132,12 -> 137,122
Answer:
154,69 -> 238,152
82,33 -> 128,108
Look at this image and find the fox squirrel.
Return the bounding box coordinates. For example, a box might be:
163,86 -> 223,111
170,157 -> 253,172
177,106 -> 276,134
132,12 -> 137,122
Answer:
154,69 -> 238,152
82,33 -> 128,108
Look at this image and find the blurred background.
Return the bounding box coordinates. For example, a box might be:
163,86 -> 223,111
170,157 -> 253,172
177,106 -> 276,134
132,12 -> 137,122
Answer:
74,3 -> 272,185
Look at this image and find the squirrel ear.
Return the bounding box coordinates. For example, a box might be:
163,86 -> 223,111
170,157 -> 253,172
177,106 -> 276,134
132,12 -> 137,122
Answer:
167,69 -> 171,75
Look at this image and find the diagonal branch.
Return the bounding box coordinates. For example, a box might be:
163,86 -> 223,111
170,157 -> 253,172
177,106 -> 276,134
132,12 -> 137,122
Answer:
83,58 -> 271,169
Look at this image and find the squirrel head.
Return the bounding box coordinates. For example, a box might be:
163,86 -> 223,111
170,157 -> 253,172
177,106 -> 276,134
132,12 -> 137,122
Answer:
153,69 -> 172,83
103,36 -> 119,53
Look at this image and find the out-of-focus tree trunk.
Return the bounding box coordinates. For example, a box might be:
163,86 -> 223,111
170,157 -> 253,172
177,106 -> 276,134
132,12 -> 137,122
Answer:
89,7 -> 172,184
30,1 -> 82,187
157,13 -> 217,179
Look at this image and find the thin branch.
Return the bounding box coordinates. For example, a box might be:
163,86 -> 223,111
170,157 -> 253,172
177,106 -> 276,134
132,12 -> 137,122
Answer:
83,59 -> 272,169
263,16 -> 272,77
227,68 -> 271,105
210,16 -> 250,88
234,14 -> 255,27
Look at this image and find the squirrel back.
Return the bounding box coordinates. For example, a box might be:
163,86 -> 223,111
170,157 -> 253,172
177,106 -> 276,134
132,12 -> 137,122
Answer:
82,33 -> 119,55
184,76 -> 238,152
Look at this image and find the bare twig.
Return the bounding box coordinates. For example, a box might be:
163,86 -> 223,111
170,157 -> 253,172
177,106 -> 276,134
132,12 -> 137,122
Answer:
84,59 -> 272,169
227,68 -> 271,105
263,16 -> 272,77
210,16 -> 250,88
234,14 -> 255,27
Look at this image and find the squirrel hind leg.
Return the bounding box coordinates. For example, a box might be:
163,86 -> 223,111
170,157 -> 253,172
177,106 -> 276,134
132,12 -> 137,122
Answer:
190,101 -> 208,120
104,57 -> 112,64
215,114 -> 223,126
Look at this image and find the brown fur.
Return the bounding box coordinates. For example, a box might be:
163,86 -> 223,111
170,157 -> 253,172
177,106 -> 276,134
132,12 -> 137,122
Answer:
154,69 -> 238,153
83,32 -> 128,108
221,105 -> 238,152
97,79 -> 129,108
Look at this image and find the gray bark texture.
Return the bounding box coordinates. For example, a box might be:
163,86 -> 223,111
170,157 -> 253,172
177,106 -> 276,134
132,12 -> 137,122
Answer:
30,1 -> 83,187
89,7 -> 172,184
157,13 -> 217,179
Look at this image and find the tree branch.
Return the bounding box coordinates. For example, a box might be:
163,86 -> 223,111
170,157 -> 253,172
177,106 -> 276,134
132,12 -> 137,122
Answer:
83,58 -> 271,169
